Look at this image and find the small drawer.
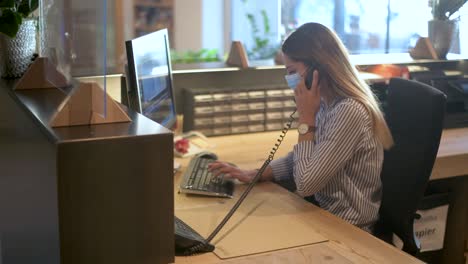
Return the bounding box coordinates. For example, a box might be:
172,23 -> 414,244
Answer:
213,126 -> 231,135
231,125 -> 249,134
266,122 -> 284,130
248,102 -> 266,110
266,89 -> 285,98
194,117 -> 214,126
266,101 -> 284,109
194,94 -> 213,103
283,89 -> 294,96
231,91 -> 249,100
232,103 -> 249,111
266,112 -> 283,120
194,106 -> 214,115
213,115 -> 231,124
248,90 -> 265,99
283,111 -> 298,119
213,104 -> 232,112
248,124 -> 265,132
248,113 -> 265,121
231,114 -> 249,123
213,92 -> 232,101
283,100 -> 296,108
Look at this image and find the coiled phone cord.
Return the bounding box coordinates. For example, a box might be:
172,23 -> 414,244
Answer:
204,109 -> 297,243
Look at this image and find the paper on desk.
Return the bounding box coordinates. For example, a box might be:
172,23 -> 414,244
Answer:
175,186 -> 328,259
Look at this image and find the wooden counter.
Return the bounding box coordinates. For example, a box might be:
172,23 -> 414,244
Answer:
181,127 -> 468,180
173,129 -> 439,263
431,127 -> 468,180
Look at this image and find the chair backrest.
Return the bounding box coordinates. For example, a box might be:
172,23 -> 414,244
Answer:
375,77 -> 446,255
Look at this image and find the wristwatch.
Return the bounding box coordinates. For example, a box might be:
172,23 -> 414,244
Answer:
297,123 -> 317,135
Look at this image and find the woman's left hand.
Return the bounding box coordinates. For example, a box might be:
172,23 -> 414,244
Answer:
295,70 -> 320,125
207,161 -> 258,183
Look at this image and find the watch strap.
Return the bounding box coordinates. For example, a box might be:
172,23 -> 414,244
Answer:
298,123 -> 317,135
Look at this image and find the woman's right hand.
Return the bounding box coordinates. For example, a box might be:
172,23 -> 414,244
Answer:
208,161 -> 258,183
295,70 -> 321,125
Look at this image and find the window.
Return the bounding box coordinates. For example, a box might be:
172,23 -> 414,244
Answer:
282,0 -> 432,54
231,0 -> 465,58
231,0 -> 282,60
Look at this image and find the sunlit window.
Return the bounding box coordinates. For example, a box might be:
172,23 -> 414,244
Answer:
282,0 -> 432,54
231,0 -> 465,59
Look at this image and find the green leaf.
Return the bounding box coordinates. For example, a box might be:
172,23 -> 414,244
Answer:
0,9 -> 22,37
246,13 -> 259,34
204,49 -> 218,59
30,0 -> 39,11
0,0 -> 15,8
17,0 -> 38,17
261,9 -> 270,34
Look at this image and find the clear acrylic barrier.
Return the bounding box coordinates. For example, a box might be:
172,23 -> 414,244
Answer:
40,0 -> 108,118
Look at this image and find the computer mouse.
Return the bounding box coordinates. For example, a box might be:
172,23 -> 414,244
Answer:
195,151 -> 218,160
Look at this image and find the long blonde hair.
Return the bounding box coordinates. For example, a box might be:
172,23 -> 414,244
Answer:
282,22 -> 393,149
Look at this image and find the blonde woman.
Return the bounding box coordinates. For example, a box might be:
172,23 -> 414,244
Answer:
209,22 -> 393,232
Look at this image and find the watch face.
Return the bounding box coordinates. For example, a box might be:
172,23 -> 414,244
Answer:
298,123 -> 309,134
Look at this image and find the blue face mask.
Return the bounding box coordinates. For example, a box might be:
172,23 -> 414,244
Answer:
284,72 -> 301,91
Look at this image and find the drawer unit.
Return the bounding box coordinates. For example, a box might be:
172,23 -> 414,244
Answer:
183,86 -> 297,136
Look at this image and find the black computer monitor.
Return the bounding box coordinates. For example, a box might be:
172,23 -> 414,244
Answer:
125,28 -> 177,129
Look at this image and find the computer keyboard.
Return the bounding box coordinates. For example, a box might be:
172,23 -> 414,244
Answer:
179,151 -> 235,198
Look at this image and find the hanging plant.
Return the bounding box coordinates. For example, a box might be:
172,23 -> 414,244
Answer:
0,0 -> 39,38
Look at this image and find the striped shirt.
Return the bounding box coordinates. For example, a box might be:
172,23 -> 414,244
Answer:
270,98 -> 383,232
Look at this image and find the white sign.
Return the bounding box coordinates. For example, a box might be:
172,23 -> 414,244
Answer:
393,204 -> 449,252
414,205 -> 449,252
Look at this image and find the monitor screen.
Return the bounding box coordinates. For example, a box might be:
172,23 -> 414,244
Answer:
125,28 -> 177,130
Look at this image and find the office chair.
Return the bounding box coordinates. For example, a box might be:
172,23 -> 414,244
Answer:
374,77 -> 446,256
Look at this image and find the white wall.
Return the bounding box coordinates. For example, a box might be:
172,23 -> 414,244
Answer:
174,0 -> 203,52
202,0 -> 224,55
174,0 -> 225,56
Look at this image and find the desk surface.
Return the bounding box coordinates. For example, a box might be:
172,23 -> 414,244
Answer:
199,127 -> 468,180
174,185 -> 422,264
431,127 -> 468,180
171,127 -> 465,263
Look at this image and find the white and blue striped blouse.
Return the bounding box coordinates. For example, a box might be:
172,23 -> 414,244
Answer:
270,97 -> 384,232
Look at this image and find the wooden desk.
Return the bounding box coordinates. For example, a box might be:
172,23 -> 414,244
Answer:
431,127 -> 468,180
427,127 -> 468,264
193,127 -> 468,180
173,130 -> 437,264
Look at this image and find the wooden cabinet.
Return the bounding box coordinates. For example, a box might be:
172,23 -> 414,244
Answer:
0,80 -> 175,264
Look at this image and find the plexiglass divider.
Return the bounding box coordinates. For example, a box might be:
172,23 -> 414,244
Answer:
23,0 -> 131,127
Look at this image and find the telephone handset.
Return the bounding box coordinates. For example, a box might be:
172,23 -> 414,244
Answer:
304,66 -> 317,90
175,110 -> 297,256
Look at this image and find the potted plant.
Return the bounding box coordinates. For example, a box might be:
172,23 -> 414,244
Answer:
428,0 -> 467,59
0,0 -> 39,78
241,0 -> 278,60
